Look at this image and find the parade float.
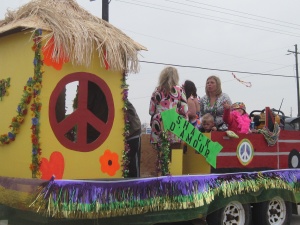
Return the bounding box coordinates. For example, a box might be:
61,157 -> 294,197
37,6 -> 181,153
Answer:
0,1 -> 300,225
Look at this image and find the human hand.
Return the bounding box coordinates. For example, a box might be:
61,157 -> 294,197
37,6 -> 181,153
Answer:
223,101 -> 230,109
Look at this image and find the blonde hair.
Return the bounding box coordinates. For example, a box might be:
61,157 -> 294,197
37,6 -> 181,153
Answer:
157,67 -> 179,94
205,75 -> 222,96
201,113 -> 214,124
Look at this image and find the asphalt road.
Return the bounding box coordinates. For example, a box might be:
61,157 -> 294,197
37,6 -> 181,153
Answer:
291,214 -> 300,225
156,214 -> 300,225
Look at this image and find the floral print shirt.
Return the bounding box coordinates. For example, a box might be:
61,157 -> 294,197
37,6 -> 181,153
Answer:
200,93 -> 232,128
149,85 -> 188,144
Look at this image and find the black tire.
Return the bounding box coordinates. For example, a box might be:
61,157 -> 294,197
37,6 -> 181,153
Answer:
206,201 -> 251,225
288,149 -> 300,168
252,196 -> 292,225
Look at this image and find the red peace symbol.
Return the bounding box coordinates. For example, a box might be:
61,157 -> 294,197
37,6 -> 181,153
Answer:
49,72 -> 114,152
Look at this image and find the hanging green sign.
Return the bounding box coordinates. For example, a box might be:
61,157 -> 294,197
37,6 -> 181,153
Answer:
161,108 -> 223,168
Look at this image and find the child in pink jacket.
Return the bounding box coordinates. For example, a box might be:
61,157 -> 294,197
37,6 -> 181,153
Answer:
223,102 -> 251,134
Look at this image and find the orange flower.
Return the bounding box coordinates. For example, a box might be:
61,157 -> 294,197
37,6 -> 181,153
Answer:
16,116 -> 24,123
42,36 -> 69,70
13,128 -> 20,134
99,149 -> 120,176
29,163 -> 36,171
32,45 -> 37,51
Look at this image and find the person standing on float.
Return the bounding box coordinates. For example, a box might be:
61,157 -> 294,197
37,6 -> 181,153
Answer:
200,75 -> 232,131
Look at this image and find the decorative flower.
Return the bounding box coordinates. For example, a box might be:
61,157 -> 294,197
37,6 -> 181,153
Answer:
33,82 -> 42,90
8,134 -> 15,141
32,45 -> 37,51
13,128 -> 19,134
35,171 -> 42,178
157,131 -> 171,176
30,103 -> 37,111
25,86 -> 33,94
121,73 -> 131,178
32,148 -> 37,155
31,134 -> 38,145
33,94 -> 40,101
99,149 -> 120,176
40,151 -> 65,180
42,36 -> 69,70
0,78 -> 10,101
29,29 -> 43,177
29,163 -> 36,171
0,53 -> 41,148
22,109 -> 28,115
32,117 -> 39,126
25,96 -> 32,104
16,116 -> 24,123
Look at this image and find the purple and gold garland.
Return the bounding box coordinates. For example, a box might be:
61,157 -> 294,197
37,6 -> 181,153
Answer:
28,169 -> 300,220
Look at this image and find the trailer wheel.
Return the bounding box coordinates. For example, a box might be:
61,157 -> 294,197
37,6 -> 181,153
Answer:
206,201 -> 251,225
288,149 -> 300,168
252,196 -> 292,225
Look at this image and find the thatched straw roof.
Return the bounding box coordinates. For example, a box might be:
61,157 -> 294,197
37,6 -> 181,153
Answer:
0,0 -> 147,73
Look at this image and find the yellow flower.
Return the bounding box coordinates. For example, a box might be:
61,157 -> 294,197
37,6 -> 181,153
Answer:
35,171 -> 42,178
26,86 -> 33,94
13,128 -> 20,134
17,116 -> 24,123
33,96 -> 40,103
33,82 -> 42,90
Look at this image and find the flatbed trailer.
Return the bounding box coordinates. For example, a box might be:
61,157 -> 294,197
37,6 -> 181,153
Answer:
1,2 -> 300,225
2,108 -> 300,225
0,168 -> 300,225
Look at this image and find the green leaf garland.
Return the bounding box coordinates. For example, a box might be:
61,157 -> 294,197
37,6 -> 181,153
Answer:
0,78 -> 10,101
121,72 -> 130,178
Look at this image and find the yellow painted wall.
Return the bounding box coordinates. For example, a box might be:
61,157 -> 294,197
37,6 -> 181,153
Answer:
0,32 -> 34,178
0,31 -> 125,179
182,133 -> 211,175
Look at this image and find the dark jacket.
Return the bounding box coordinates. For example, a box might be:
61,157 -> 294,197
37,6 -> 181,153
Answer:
127,101 -> 141,139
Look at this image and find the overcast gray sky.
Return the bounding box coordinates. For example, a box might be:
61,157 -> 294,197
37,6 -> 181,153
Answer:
1,0 -> 300,124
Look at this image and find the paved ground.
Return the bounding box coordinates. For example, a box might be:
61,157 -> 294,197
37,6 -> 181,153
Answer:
291,214 -> 300,225
155,215 -> 300,225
